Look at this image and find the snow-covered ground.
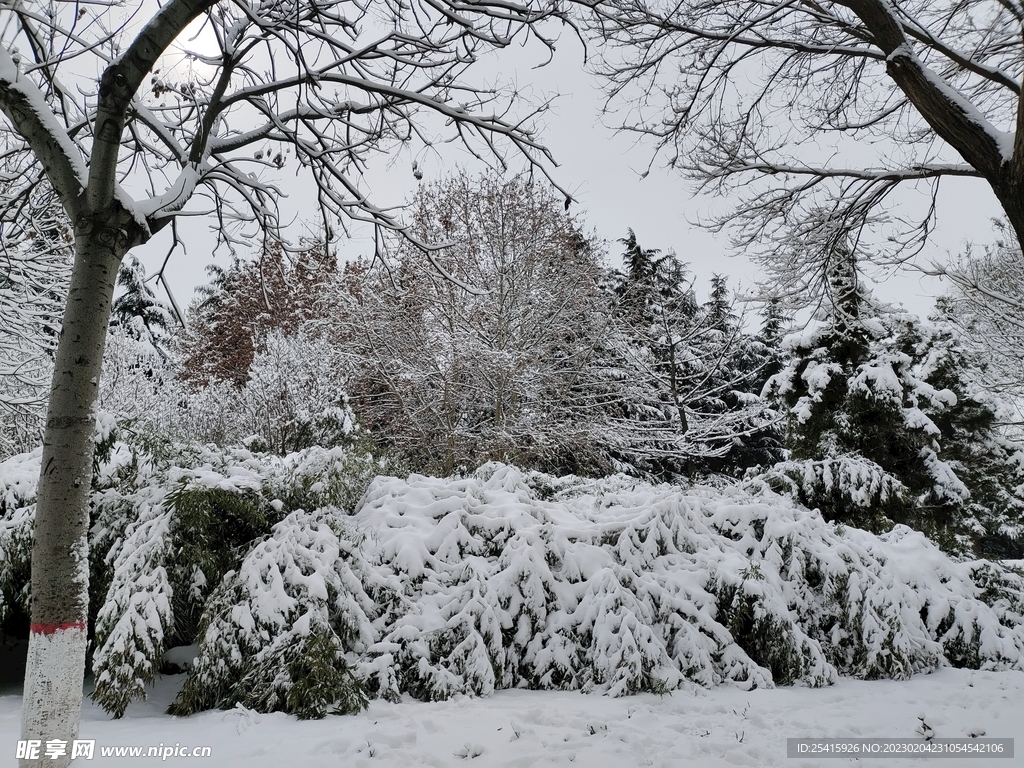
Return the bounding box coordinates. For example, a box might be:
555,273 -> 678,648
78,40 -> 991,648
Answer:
1,668 -> 1021,766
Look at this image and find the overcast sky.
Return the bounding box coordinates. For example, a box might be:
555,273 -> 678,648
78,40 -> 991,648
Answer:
135,30 -> 1008,324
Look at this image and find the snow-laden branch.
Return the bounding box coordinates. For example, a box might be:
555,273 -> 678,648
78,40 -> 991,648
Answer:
583,0 -> 1024,288
703,159 -> 980,183
0,46 -> 85,216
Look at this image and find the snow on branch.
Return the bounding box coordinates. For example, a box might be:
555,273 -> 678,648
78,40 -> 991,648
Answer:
583,0 -> 1024,277
1,0 -> 571,254
0,46 -> 85,216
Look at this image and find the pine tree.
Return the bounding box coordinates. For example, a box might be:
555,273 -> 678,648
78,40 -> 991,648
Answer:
703,275 -> 733,336
602,236 -> 778,479
110,256 -> 175,359
599,231 -> 696,476
893,318 -> 1024,558
763,249 -> 1024,555
759,297 -> 788,350
687,277 -> 784,477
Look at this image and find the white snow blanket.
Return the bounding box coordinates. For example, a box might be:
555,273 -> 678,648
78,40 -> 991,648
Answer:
2,666 -> 1021,767
4,449 -> 1024,718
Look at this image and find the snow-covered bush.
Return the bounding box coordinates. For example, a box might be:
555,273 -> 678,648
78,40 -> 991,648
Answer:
164,463 -> 1024,717
0,430 -> 380,717
6,435 -> 1024,719
90,488 -> 175,718
0,450 -> 40,631
230,331 -> 359,455
88,442 -> 380,717
3,432 -> 147,648
170,508 -> 380,718
100,328 -> 360,456
754,456 -> 910,534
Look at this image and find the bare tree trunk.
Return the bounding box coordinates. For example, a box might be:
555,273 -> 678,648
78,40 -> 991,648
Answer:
20,231 -> 121,768
992,179 -> 1024,256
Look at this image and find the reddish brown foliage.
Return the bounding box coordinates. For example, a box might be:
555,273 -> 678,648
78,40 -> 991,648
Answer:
179,243 -> 336,387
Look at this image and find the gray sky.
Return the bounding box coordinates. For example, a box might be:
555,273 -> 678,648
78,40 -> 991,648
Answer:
136,32 -> 1006,324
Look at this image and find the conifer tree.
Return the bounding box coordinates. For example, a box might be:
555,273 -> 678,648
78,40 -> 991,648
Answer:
603,234 -> 778,479
759,298 -> 786,347
892,318 -> 1024,558
764,249 -> 1024,555
703,275 -> 733,336
110,256 -> 175,360
688,276 -> 784,477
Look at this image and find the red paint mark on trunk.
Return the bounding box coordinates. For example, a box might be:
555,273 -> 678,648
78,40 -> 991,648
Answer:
30,621 -> 86,634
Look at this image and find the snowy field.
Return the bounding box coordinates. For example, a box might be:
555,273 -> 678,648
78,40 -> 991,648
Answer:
0,668 -> 1022,767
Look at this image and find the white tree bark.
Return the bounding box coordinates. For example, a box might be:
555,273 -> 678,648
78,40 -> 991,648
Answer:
19,229 -> 127,768
20,628 -> 88,768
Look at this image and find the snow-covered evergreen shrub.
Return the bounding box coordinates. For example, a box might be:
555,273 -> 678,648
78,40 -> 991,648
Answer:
86,461 -> 1021,717
205,463 -> 1015,710
91,446 -> 267,716
170,508 -> 379,718
755,456 -> 909,534
763,253 -> 1024,556
0,426 -> 146,653
7,433 -> 1024,719
83,441 -> 380,717
91,494 -> 175,717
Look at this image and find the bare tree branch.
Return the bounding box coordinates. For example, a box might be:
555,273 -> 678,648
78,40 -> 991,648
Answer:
583,0 -> 1024,296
